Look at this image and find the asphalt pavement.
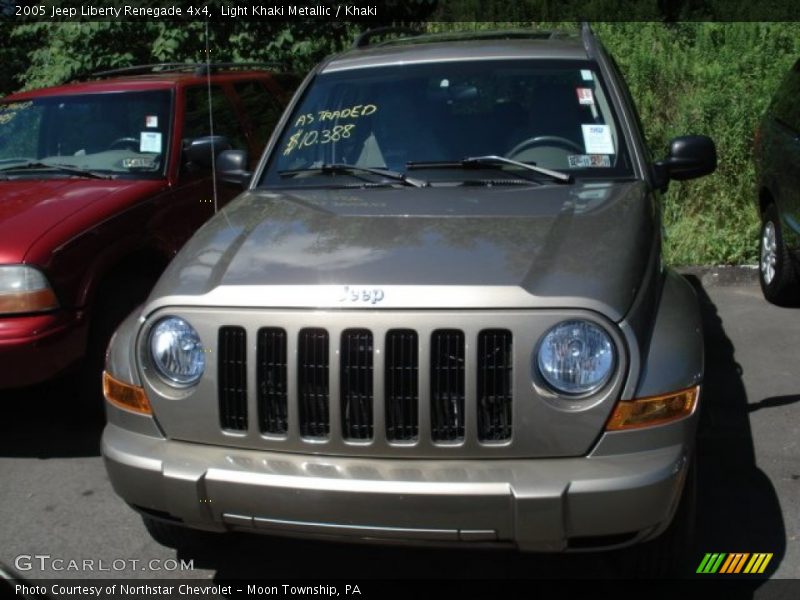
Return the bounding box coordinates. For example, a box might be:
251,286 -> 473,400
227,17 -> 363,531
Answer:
1,271 -> 798,591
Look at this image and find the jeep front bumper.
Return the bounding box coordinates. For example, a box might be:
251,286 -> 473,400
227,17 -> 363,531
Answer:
102,422 -> 691,552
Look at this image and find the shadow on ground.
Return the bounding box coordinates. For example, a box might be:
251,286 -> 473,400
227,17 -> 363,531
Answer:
686,276 -> 786,583
0,373 -> 104,458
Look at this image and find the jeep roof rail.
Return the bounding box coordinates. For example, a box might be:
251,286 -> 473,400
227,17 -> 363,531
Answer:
90,62 -> 281,79
580,22 -> 599,59
352,26 -> 423,49
353,27 -> 573,50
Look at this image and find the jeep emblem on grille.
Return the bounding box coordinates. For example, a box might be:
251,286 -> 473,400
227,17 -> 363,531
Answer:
339,286 -> 385,304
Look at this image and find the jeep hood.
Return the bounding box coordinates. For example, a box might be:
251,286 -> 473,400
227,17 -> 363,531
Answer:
0,179 -> 163,263
149,181 -> 655,321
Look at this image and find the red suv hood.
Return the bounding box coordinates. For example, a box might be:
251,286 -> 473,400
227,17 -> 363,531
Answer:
0,178 -> 163,263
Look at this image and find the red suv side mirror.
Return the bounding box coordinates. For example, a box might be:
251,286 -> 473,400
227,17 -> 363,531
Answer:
184,136 -> 231,169
216,149 -> 251,188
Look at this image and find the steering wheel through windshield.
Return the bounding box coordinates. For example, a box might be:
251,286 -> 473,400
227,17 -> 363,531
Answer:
505,135 -> 583,160
107,137 -> 140,151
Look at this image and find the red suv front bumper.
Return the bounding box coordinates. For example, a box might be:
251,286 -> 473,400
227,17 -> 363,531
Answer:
0,310 -> 87,388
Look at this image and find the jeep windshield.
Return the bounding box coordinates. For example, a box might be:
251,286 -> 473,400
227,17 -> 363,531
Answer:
262,60 -> 634,188
0,90 -> 171,179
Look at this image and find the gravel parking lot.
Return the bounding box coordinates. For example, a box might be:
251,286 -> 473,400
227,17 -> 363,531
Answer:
1,271 -> 798,588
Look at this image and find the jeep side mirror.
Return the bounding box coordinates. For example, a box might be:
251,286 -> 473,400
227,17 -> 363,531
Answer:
216,149 -> 251,189
184,136 -> 232,169
654,135 -> 717,190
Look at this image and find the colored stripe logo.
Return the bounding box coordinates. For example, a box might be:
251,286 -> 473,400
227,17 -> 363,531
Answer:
697,553 -> 773,574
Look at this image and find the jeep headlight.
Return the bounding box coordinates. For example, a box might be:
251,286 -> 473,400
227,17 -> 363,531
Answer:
536,320 -> 615,395
149,317 -> 205,386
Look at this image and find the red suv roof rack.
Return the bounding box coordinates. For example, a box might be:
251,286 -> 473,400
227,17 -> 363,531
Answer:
90,62 -> 281,79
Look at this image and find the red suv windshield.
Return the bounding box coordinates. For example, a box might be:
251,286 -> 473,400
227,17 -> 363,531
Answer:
0,90 -> 172,178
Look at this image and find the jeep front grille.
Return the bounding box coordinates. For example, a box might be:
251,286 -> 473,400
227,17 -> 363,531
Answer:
218,326 -> 247,431
219,326 -> 513,445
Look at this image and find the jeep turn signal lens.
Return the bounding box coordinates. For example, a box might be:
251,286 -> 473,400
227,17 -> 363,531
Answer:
0,265 -> 59,315
103,371 -> 152,415
606,385 -> 699,431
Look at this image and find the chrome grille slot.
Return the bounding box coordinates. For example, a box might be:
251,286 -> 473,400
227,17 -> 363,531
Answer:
298,328 -> 330,438
340,329 -> 374,440
477,329 -> 513,441
430,329 -> 465,442
218,326 -> 247,431
257,328 -> 288,435
385,329 -> 419,441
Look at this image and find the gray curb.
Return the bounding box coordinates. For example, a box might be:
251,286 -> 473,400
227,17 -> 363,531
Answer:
676,265 -> 759,287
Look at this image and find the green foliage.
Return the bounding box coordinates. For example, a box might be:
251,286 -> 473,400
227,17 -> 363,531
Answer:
1,19 -> 797,265
1,21 -> 359,91
594,22 -> 800,265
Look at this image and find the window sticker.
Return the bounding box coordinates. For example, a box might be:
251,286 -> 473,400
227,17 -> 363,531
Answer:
145,115 -> 158,128
568,154 -> 611,168
122,157 -> 157,169
576,88 -> 594,105
580,70 -> 594,81
581,124 -> 615,155
139,131 -> 162,153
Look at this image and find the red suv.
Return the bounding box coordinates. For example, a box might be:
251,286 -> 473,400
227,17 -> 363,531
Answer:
0,64 -> 294,393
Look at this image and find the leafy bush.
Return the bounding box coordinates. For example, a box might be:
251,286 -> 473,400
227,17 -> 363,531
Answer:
3,21 -> 358,90
595,22 -> 800,265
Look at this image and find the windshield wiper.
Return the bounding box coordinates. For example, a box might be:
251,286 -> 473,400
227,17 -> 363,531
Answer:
407,155 -> 572,184
0,161 -> 113,180
279,163 -> 427,188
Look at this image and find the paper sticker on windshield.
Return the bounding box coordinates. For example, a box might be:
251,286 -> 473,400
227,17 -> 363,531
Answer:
576,88 -> 594,105
145,115 -> 158,128
581,70 -> 594,81
568,154 -> 611,168
581,124 -> 615,155
122,157 -> 157,169
139,131 -> 162,153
